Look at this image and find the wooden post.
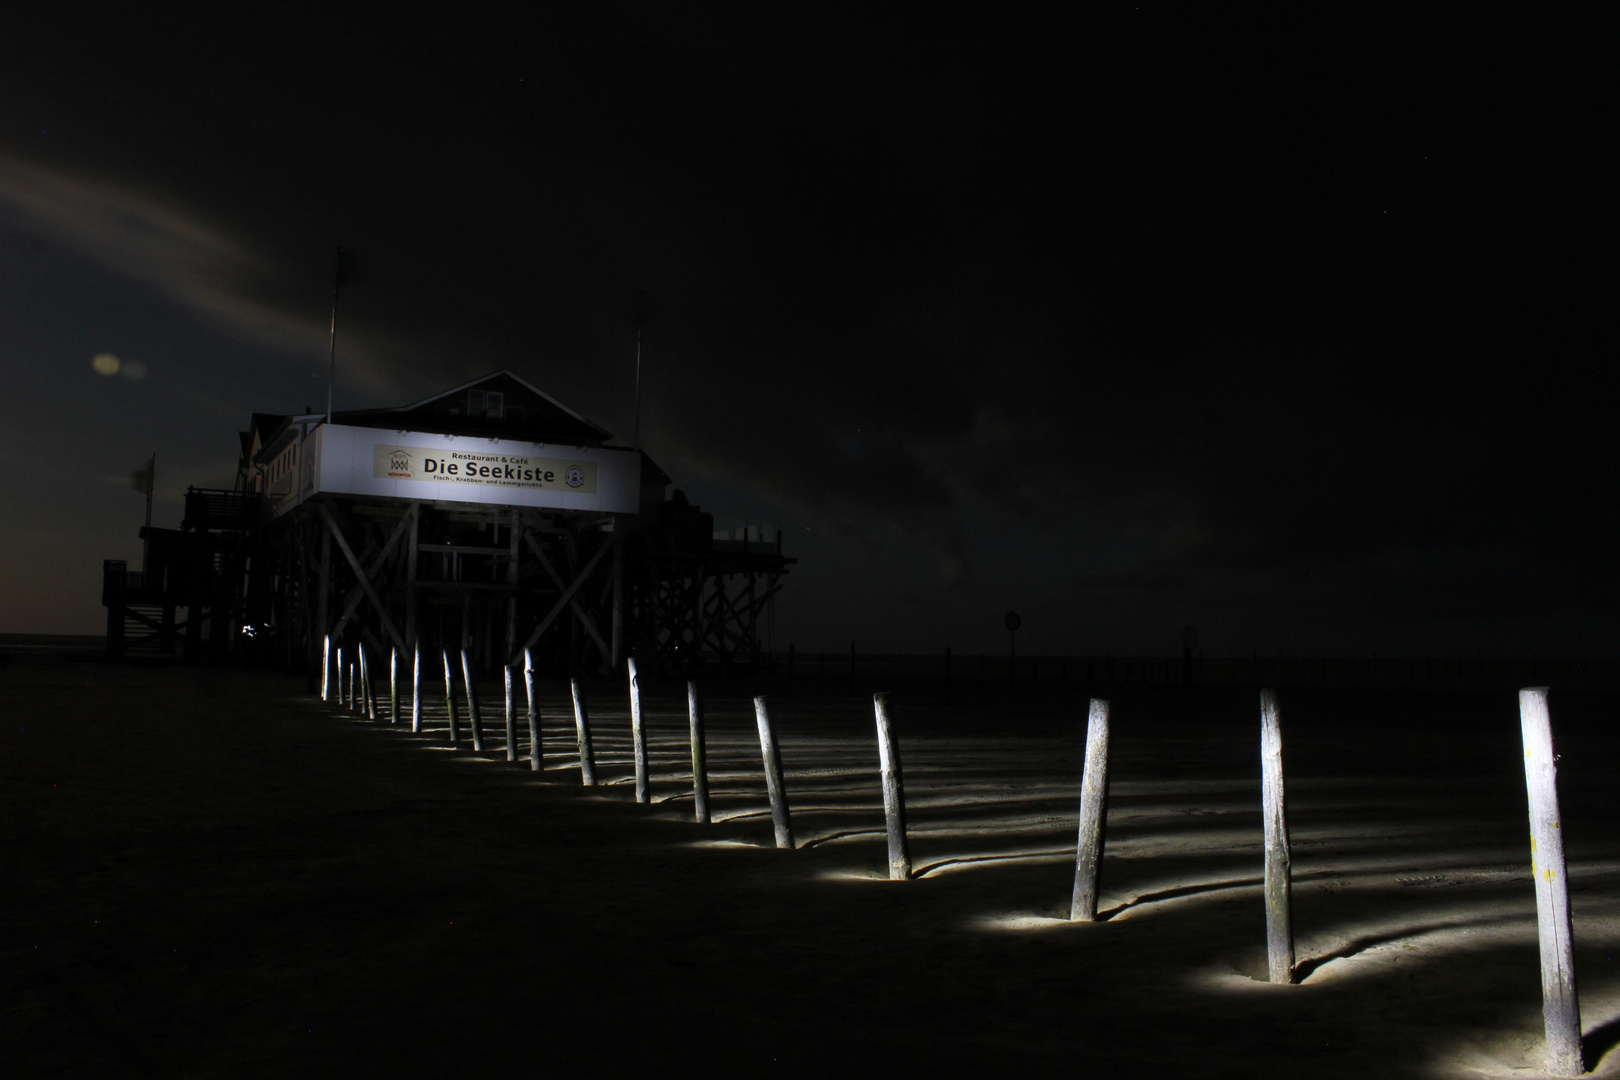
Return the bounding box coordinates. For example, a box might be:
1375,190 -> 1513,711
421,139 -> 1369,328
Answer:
335,646 -> 345,706
461,648 -> 483,752
524,648 -> 540,772
348,662 -> 357,712
359,644 -> 374,719
1260,688 -> 1294,984
385,650 -> 398,725
628,657 -> 649,804
688,680 -> 709,824
321,634 -> 332,701
753,696 -> 793,849
442,648 -> 459,746
411,643 -> 422,733
356,646 -> 367,716
1520,687 -> 1584,1076
571,678 -> 596,786
873,693 -> 910,880
1070,697 -> 1111,920
503,664 -> 517,762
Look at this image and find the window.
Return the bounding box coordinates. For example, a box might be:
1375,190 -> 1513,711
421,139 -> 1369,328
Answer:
466,389 -> 503,418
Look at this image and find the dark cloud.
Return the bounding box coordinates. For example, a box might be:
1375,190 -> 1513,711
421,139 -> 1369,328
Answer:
0,9 -> 1610,651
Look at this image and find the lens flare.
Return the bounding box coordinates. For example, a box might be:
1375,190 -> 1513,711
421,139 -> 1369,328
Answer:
92,353 -> 120,376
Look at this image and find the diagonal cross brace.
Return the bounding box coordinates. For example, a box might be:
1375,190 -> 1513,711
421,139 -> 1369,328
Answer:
320,504 -> 408,654
516,530 -> 620,661
523,529 -> 611,664
330,504 -> 417,641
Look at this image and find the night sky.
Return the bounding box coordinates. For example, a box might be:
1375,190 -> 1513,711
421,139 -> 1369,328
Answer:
0,10 -> 1609,657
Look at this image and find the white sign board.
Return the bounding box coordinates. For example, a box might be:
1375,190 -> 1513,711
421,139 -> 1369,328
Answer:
309,424 -> 641,514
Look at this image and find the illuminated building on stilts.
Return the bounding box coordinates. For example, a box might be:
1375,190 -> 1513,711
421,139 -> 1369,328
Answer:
100,370 -> 793,680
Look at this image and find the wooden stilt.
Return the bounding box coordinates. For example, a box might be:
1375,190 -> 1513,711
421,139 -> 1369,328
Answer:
442,648 -> 459,746
1519,687 -> 1584,1076
461,647 -> 483,752
628,657 -> 648,803
357,644 -> 369,718
753,696 -> 793,849
525,648 -> 539,772
411,642 -> 422,733
361,643 -> 377,720
321,635 -> 332,701
688,680 -> 709,824
571,678 -> 596,786
504,665 -> 517,762
389,646 -> 399,724
873,692 -> 910,880
1070,697 -> 1111,920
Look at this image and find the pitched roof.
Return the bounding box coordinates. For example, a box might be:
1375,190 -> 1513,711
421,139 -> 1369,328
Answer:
333,369 -> 613,445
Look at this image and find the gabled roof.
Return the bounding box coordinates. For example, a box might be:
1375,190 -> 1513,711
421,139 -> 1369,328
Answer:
240,413 -> 290,465
333,369 -> 613,445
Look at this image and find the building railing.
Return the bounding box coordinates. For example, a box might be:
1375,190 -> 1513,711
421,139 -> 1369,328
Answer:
182,488 -> 265,532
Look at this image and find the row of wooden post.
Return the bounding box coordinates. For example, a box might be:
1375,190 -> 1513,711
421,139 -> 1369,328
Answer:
317,636 -> 1585,1077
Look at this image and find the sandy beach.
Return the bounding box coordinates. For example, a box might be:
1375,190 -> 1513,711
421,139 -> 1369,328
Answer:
4,660 -> 1618,1077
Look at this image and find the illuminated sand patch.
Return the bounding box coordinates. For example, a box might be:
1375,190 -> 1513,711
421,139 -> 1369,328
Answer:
342,683 -> 1620,1076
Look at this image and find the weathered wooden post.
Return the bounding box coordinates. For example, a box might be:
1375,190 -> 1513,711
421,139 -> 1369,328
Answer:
389,646 -> 399,724
360,644 -> 376,720
753,696 -> 794,849
349,662 -> 358,713
441,648 -> 459,746
1260,688 -> 1294,984
322,634 -> 332,701
461,648 -> 483,752
628,657 -> 649,804
688,680 -> 709,824
571,678 -> 596,786
524,648 -> 540,772
355,645 -> 367,714
411,643 -> 422,733
503,665 -> 517,762
1520,687 -> 1584,1076
1070,697 -> 1111,920
356,645 -> 367,715
335,645 -> 345,706
873,692 -> 910,880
